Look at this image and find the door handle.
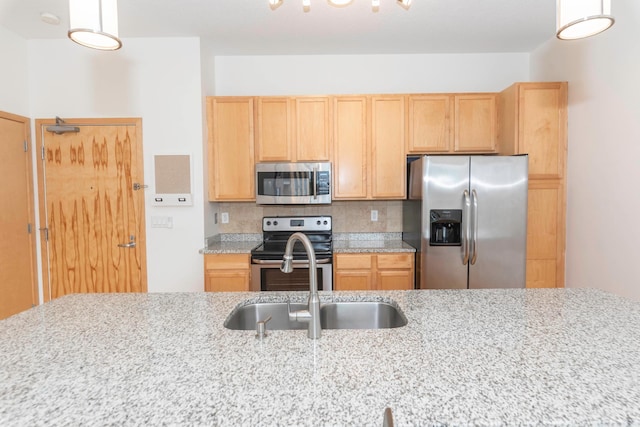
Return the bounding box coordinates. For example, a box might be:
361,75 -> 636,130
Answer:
462,190 -> 470,265
470,189 -> 478,265
118,235 -> 136,248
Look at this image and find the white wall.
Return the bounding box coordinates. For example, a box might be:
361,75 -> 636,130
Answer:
531,0 -> 640,301
27,37 -> 205,293
0,26 -> 29,116
212,53 -> 530,95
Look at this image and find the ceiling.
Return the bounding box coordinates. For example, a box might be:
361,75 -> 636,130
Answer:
0,0 -> 556,55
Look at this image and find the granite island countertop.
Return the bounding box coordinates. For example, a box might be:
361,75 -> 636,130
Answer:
1,289 -> 639,426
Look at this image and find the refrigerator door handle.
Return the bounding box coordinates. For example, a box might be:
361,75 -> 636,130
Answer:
470,189 -> 479,265
462,190 -> 471,265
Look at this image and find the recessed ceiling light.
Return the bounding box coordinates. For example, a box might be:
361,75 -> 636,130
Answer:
40,12 -> 61,26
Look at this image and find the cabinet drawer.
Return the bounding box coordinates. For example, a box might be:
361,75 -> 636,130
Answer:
377,253 -> 413,269
335,254 -> 372,269
204,253 -> 250,270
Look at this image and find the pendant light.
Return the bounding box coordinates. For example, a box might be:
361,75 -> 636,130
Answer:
68,0 -> 122,50
556,0 -> 615,40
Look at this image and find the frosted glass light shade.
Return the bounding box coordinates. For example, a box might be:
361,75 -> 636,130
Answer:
556,0 -> 614,40
328,0 -> 353,6
68,0 -> 122,50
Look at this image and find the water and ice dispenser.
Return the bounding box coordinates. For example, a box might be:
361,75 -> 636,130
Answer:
429,210 -> 462,246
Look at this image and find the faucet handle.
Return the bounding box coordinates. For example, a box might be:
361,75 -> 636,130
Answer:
255,315 -> 272,339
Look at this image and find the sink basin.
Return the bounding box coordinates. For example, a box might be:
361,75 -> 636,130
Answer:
224,301 -> 407,330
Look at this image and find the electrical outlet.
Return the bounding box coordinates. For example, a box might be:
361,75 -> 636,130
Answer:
221,212 -> 229,224
371,210 -> 378,222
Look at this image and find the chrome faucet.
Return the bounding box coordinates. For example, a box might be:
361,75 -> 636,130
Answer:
281,232 -> 322,339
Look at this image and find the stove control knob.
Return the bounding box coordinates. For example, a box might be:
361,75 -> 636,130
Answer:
316,220 -> 321,225
266,221 -> 272,226
273,220 -> 278,226
323,220 -> 328,225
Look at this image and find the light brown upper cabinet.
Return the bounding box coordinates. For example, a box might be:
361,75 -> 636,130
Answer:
497,82 -> 568,288
332,95 -> 406,200
407,94 -> 497,154
454,94 -> 498,153
332,96 -> 369,199
295,97 -> 331,161
207,97 -> 255,201
370,95 -> 406,199
407,94 -> 453,153
498,82 -> 568,180
255,96 -> 331,162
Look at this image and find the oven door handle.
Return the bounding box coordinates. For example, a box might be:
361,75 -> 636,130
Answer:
251,258 -> 331,265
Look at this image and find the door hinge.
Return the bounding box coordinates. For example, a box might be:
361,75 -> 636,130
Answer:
133,183 -> 148,191
39,227 -> 49,241
24,140 -> 28,152
41,145 -> 45,160
27,223 -> 32,234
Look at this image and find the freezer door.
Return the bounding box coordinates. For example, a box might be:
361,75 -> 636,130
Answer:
468,155 -> 528,289
421,156 -> 470,290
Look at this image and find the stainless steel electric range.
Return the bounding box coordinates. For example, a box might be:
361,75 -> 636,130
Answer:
250,216 -> 332,292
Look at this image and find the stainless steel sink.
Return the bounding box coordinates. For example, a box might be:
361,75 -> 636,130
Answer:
224,301 -> 407,330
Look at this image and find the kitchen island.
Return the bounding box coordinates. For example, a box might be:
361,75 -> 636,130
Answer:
1,289 -> 639,426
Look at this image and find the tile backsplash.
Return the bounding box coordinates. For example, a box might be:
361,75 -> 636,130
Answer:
216,201 -> 403,233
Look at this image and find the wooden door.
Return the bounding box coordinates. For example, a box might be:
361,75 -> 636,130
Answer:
0,112 -> 38,319
36,118 -> 147,301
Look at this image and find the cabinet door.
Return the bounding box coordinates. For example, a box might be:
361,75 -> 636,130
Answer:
371,95 -> 406,199
204,254 -> 251,292
334,271 -> 374,291
377,270 -> 414,290
295,97 -> 331,161
207,97 -> 255,201
518,83 -> 567,179
255,97 -> 293,162
454,94 -> 497,152
205,270 -> 250,292
407,95 -> 452,153
332,96 -> 369,199
376,253 -> 415,290
526,181 -> 565,288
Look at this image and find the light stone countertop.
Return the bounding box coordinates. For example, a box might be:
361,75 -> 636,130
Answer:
199,233 -> 262,254
1,288 -> 639,426
199,233 -> 416,254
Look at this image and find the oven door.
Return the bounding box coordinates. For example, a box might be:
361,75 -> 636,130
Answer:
250,259 -> 333,291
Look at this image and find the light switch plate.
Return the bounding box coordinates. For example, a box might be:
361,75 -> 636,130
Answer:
371,210 -> 378,221
151,216 -> 173,228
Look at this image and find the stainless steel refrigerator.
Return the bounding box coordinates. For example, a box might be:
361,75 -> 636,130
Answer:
402,155 -> 528,289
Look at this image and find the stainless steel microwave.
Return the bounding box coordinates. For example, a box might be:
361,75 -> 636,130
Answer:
255,162 -> 331,205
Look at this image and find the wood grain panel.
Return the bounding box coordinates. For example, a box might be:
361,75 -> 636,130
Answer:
334,271 -> 373,291
295,97 -> 331,161
527,182 -> 561,259
208,97 -> 255,201
454,94 -> 497,152
335,254 -> 372,269
332,96 -> 368,199
371,95 -> 406,199
377,253 -> 413,269
526,259 -> 557,288
255,97 -> 292,162
519,83 -> 567,179
377,270 -> 414,290
0,112 -> 38,319
37,119 -> 147,300
407,95 -> 452,153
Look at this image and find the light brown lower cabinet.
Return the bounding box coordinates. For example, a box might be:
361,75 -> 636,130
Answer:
204,254 -> 250,292
333,253 -> 415,291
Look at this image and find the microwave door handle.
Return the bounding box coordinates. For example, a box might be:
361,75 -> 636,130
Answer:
312,166 -> 317,199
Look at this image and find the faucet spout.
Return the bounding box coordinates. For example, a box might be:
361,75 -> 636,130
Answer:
281,232 -> 321,339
